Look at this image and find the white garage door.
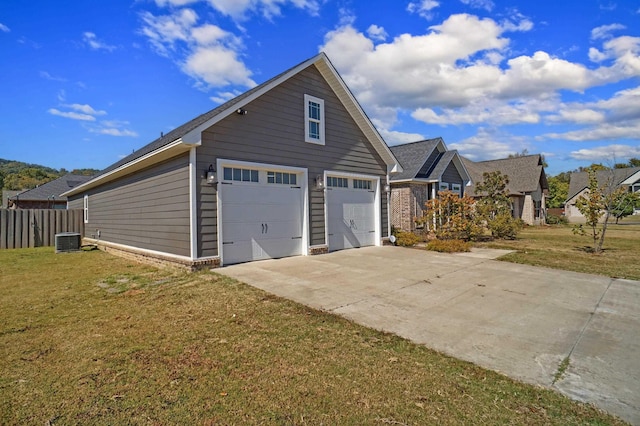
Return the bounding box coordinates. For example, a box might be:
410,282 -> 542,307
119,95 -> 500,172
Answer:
326,176 -> 377,251
220,166 -> 303,265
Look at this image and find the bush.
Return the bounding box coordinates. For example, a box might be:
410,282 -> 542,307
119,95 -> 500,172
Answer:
546,214 -> 568,225
488,213 -> 524,240
394,231 -> 420,247
426,239 -> 471,253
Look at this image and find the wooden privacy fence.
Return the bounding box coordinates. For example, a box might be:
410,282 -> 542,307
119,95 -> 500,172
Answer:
0,209 -> 84,249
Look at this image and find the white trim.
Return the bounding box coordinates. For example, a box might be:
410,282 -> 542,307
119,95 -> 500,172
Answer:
83,195 -> 89,224
390,178 -> 437,184
621,170 -> 640,185
188,147 -> 198,260
216,158 -> 309,266
323,170 -> 382,248
304,94 -> 325,145
89,239 -> 205,264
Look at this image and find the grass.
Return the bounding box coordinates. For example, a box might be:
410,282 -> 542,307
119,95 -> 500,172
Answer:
0,248 -> 627,425
476,224 -> 640,280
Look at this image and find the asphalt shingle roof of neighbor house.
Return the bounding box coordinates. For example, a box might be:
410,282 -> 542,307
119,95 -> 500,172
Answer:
10,174 -> 93,201
462,155 -> 548,197
389,138 -> 444,181
567,166 -> 640,201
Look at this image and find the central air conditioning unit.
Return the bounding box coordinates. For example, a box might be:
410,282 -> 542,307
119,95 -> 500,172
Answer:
55,232 -> 82,253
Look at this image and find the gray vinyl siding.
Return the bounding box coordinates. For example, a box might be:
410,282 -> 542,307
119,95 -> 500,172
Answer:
69,155 -> 191,257
442,162 -> 463,185
196,64 -> 388,257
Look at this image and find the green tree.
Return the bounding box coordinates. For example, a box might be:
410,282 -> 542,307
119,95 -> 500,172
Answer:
547,176 -> 569,208
611,191 -> 640,224
572,168 -> 631,253
629,158 -> 640,167
474,171 -> 523,239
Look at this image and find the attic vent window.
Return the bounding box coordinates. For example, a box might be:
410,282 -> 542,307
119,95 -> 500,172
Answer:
304,94 -> 325,145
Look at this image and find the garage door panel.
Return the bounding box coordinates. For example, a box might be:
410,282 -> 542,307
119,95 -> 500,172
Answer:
327,185 -> 376,252
221,176 -> 303,265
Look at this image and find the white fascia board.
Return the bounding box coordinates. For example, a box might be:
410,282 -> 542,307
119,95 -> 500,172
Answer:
452,153 -> 472,185
621,170 -> 640,185
61,139 -> 192,197
390,178 -> 435,184
315,54 -> 402,175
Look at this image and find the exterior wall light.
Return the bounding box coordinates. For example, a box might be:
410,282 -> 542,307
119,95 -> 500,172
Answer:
383,184 -> 391,193
206,164 -> 217,185
314,175 -> 325,191
236,108 -> 248,115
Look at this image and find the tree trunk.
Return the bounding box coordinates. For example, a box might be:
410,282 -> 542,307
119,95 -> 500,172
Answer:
596,210 -> 611,254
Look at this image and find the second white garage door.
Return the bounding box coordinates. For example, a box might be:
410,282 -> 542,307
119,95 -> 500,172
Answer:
220,165 -> 304,265
326,176 -> 377,251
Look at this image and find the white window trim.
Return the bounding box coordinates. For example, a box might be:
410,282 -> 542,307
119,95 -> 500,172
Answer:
83,195 -> 89,224
304,94 -> 325,145
439,182 -> 449,191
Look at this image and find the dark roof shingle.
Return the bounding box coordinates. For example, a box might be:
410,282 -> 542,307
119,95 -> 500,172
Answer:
463,155 -> 547,196
10,174 -> 93,201
567,167 -> 640,201
389,138 -> 443,181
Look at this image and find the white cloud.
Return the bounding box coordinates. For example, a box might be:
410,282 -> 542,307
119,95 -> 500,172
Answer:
140,9 -> 255,89
88,120 -> 138,137
210,90 -> 241,104
64,104 -> 107,116
83,32 -> 117,51
591,23 -> 625,40
570,144 -> 640,161
165,0 -> 321,21
366,24 -> 387,42
155,0 -> 198,6
39,71 -> 67,82
91,127 -> 138,137
407,0 -> 440,20
378,128 -> 425,146
459,0 -> 494,12
320,13 -> 640,135
449,128 -> 528,160
0,23 -> 10,32
48,108 -> 96,121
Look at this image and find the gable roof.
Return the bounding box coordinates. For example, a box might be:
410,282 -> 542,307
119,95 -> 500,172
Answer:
389,138 -> 444,181
390,138 -> 471,184
10,174 -> 93,201
463,155 -> 548,197
567,167 -> 640,202
63,52 -> 401,197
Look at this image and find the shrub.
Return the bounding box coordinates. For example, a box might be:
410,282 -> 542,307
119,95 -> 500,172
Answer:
546,214 -> 568,225
426,239 -> 471,253
394,231 -> 420,247
488,213 -> 524,239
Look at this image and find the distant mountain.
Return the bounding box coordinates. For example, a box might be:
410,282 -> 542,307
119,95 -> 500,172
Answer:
0,159 -> 99,191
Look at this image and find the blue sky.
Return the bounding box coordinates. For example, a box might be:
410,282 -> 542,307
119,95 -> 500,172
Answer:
1,0 -> 639,176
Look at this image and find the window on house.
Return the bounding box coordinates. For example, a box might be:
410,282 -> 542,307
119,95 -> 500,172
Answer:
223,167 -> 259,183
451,183 -> 461,195
83,195 -> 89,224
534,200 -> 542,219
327,177 -> 348,188
353,179 -> 372,190
267,171 -> 297,185
304,94 -> 325,145
439,182 -> 449,192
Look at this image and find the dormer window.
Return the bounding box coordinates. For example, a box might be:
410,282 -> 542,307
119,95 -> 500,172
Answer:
304,94 -> 325,145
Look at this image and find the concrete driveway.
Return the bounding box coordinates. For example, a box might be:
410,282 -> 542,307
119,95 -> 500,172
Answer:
219,246 -> 640,424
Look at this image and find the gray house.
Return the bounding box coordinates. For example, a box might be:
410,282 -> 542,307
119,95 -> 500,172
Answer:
8,174 -> 93,209
463,155 -> 548,225
63,53 -> 401,269
565,166 -> 640,222
389,138 -> 471,232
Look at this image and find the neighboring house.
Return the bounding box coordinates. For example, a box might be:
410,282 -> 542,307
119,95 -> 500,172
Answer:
463,155 -> 548,225
565,167 -> 640,223
7,174 -> 93,209
62,53 -> 401,269
389,138 -> 471,232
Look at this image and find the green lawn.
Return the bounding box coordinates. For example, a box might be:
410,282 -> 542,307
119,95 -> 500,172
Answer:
0,247 -> 626,425
476,224 -> 640,280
